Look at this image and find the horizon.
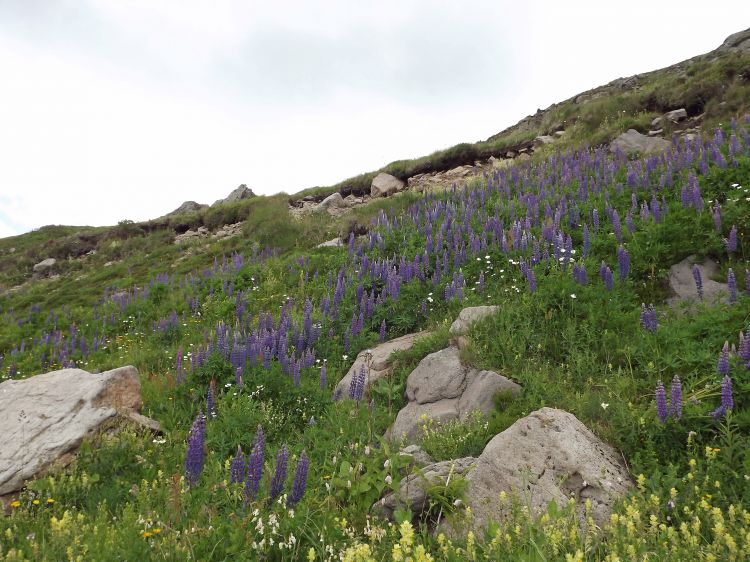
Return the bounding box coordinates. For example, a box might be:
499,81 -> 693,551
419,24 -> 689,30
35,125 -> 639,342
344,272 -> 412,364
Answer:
1,1 -> 749,238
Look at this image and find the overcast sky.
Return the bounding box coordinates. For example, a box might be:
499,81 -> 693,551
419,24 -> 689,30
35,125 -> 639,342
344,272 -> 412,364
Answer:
0,1 -> 748,238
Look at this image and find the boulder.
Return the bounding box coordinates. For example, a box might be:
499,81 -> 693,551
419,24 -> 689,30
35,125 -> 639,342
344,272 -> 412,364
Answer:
609,129 -> 671,155
533,135 -> 555,146
212,184 -> 256,206
453,408 -> 631,533
166,201 -> 208,216
388,347 -> 520,444
449,306 -> 499,337
648,129 -> 664,137
333,332 -> 428,401
399,445 -> 434,467
372,457 -> 477,520
667,255 -> 729,305
371,173 -> 405,198
664,108 -> 687,123
717,27 -> 750,54
0,366 -> 153,495
316,192 -> 347,211
32,258 -> 57,277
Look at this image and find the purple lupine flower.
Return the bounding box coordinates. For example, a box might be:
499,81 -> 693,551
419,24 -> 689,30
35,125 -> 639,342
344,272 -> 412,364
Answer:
725,226 -> 737,254
738,332 -> 750,369
617,246 -> 630,281
349,364 -> 366,402
670,376 -> 682,419
526,268 -> 537,293
712,204 -> 722,232
235,367 -> 243,389
379,320 -> 387,343
287,451 -> 309,507
244,426 -> 265,501
641,303 -> 658,333
727,269 -> 737,303
746,269 -> 750,296
230,445 -> 245,484
582,224 -> 590,258
717,341 -> 730,376
185,412 -> 206,486
711,375 -> 734,419
269,445 -> 289,502
319,363 -> 327,389
692,266 -> 703,300
600,263 -> 614,292
655,380 -> 668,423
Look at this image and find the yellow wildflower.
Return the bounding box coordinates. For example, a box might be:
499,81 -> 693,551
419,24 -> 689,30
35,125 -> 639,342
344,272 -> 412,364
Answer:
10,501 -> 21,508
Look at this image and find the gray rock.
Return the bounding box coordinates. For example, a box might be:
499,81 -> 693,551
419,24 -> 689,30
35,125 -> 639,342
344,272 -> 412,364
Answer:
449,306 -> 500,337
664,108 -> 687,123
399,445 -> 434,467
371,173 -> 405,198
388,346 -> 521,444
610,129 -> 671,155
453,408 -> 631,533
667,255 -> 728,305
718,27 -> 750,54
648,129 -> 664,137
32,258 -> 56,276
533,135 -> 555,146
372,457 -> 476,520
389,399 -> 460,443
553,130 -> 566,138
458,370 -> 521,421
212,184 -> 255,206
333,332 -> 428,401
0,366 -> 145,495
166,201 -> 208,216
317,237 -> 343,248
316,192 -> 347,211
651,116 -> 663,127
406,347 -> 468,405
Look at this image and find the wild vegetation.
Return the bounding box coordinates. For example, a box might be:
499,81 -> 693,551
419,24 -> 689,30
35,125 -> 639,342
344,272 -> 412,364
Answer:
1,109 -> 749,560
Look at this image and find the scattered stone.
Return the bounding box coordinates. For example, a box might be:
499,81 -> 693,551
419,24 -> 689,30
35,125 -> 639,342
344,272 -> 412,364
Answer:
0,366 -> 154,495
610,129 -> 671,155
664,108 -> 687,123
32,258 -> 56,278
316,192 -> 347,211
449,306 -> 499,338
174,226 -> 209,244
388,347 -> 520,444
648,129 -> 664,137
371,173 -> 405,198
372,457 -> 477,520
505,151 -> 516,159
317,237 -> 343,248
333,332 -> 429,401
533,135 -> 555,146
651,116 -> 663,127
553,130 -> 566,138
212,184 -> 256,207
212,222 -> 243,240
667,255 -> 729,305
449,408 -> 631,533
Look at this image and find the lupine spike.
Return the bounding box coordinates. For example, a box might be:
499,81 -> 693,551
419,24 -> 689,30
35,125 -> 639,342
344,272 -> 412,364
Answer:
727,269 -> 737,303
670,376 -> 682,419
230,445 -> 245,484
185,412 -> 206,486
717,341 -> 730,376
269,445 -> 289,501
692,265 -> 703,300
655,381 -> 668,423
287,451 -> 309,507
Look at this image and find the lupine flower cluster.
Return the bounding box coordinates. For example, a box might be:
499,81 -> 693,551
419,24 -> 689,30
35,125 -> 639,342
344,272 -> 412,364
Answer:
640,303 -> 657,333
349,365 -> 366,403
655,376 -> 682,423
185,412 -> 206,486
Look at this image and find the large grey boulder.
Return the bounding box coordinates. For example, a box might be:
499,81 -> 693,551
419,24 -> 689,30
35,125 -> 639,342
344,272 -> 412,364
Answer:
388,347 -> 520,444
371,173 -> 405,198
718,28 -> 750,54
610,129 -> 671,155
533,135 -> 555,147
0,366 -> 149,495
372,457 -> 477,520
333,332 -> 428,401
449,306 -> 500,337
667,255 -> 728,305
212,184 -> 256,206
32,258 -> 57,277
453,408 -> 631,533
167,201 -> 208,216
316,192 -> 347,211
317,237 -> 343,248
664,108 -> 687,123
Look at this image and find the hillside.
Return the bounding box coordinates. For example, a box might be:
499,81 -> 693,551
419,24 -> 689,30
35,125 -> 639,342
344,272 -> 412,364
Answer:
1,30 -> 750,561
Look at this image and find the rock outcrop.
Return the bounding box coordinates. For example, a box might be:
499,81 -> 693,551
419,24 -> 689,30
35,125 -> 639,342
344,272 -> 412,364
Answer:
333,332 -> 428,401
717,27 -> 750,54
212,184 -> 256,207
667,255 -> 729,305
32,258 -> 57,278
455,408 -> 632,531
388,347 -> 520,444
371,173 -> 405,198
316,192 -> 348,211
449,306 -> 499,337
0,366 -> 157,495
167,201 -> 208,216
610,129 -> 671,155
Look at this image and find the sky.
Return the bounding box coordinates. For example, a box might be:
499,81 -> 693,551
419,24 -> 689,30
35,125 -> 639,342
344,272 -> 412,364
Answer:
0,1 -> 748,238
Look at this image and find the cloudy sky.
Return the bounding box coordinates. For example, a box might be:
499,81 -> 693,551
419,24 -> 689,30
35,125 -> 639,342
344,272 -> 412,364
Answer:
0,1 -> 748,237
